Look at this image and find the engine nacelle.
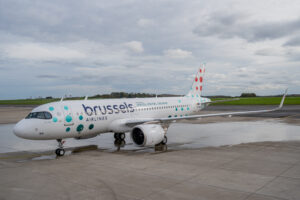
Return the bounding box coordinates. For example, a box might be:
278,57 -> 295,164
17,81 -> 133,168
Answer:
130,124 -> 165,147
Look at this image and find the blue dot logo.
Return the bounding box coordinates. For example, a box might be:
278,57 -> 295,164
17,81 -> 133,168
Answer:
77,124 -> 84,132
49,106 -> 54,111
53,117 -> 58,122
66,127 -> 70,132
79,115 -> 83,120
88,124 -> 94,130
64,106 -> 68,110
65,115 -> 72,123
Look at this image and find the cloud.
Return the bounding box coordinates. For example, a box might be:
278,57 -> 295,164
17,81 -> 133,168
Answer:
164,48 -> 192,59
0,0 -> 300,99
284,36 -> 300,46
36,75 -> 60,79
123,41 -> 144,53
2,42 -> 86,61
137,18 -> 155,27
193,13 -> 300,42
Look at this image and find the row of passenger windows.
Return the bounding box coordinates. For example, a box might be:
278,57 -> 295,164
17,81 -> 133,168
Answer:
26,112 -> 52,120
135,105 -> 190,111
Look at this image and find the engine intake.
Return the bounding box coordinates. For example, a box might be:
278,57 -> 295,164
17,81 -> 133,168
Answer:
130,124 -> 165,146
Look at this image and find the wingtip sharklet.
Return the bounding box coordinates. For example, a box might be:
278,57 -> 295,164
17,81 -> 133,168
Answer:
279,88 -> 288,109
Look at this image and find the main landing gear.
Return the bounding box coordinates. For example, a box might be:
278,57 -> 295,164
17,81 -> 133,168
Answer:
55,139 -> 65,156
114,133 -> 126,150
155,136 -> 168,151
114,132 -> 125,140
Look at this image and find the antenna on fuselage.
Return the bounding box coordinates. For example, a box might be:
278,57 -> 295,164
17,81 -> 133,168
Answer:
84,96 -> 88,100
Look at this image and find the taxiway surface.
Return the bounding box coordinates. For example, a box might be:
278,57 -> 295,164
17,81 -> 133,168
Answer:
0,105 -> 299,200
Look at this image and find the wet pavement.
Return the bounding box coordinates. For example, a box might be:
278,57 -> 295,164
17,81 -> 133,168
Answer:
1,113 -> 300,200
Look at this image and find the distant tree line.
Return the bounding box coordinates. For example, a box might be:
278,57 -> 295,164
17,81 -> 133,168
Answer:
240,93 -> 257,97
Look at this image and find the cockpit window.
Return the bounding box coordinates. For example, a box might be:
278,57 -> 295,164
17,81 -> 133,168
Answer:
44,112 -> 52,119
26,112 -> 52,120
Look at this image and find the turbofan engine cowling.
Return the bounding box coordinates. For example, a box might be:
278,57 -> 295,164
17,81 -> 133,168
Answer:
130,124 -> 165,147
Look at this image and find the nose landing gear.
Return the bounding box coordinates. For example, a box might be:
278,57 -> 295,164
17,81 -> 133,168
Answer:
55,139 -> 65,156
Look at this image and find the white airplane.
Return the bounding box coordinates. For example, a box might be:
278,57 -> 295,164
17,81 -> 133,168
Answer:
13,65 -> 287,156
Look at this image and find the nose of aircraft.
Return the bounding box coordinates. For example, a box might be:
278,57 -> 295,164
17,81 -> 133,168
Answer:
13,120 -> 27,139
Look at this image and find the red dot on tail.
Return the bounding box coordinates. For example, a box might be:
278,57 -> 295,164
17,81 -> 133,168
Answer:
195,77 -> 198,82
196,86 -> 198,90
200,86 -> 203,91
200,69 -> 202,73
200,77 -> 203,82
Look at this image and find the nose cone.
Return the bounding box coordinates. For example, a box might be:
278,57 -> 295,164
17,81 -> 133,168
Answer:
13,120 -> 28,139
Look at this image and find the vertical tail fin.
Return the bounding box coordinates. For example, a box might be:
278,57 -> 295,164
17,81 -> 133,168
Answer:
186,63 -> 205,98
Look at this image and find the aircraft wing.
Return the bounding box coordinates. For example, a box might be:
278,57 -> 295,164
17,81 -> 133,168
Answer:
125,90 -> 287,127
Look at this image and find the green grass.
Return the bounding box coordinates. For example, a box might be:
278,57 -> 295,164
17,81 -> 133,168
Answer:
210,97 -> 300,105
0,96 -> 300,106
0,99 -> 60,105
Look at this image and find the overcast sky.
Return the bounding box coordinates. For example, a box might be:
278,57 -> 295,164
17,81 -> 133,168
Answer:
0,0 -> 300,99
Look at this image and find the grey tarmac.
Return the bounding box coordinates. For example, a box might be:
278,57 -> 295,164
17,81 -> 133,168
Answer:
0,105 -> 300,200
0,141 -> 300,200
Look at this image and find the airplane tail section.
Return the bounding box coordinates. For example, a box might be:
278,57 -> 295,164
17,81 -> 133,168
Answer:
186,63 -> 205,98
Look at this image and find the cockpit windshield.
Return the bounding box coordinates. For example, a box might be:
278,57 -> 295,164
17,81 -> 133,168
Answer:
26,112 -> 52,120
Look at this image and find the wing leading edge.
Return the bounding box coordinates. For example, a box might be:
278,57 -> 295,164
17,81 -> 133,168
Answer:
125,89 -> 288,127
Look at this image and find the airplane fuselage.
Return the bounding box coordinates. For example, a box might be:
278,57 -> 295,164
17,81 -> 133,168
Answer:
13,96 -> 211,140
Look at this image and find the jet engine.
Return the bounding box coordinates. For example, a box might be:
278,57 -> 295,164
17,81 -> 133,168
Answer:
130,124 -> 165,146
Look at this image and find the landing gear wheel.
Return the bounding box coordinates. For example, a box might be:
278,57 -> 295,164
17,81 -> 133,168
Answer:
162,136 -> 168,145
56,139 -> 65,156
114,133 -> 125,140
119,133 -> 125,140
114,133 -> 119,140
55,148 -> 65,156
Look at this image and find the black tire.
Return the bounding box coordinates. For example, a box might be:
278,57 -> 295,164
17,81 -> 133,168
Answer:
55,148 -> 65,156
55,149 -> 60,156
162,136 -> 168,145
119,133 -> 125,140
114,133 -> 119,140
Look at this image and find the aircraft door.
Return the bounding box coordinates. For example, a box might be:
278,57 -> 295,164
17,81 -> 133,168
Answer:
61,105 -> 74,126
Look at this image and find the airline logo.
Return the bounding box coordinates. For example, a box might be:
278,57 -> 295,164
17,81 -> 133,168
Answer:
82,103 -> 134,116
